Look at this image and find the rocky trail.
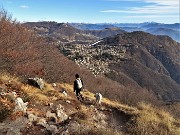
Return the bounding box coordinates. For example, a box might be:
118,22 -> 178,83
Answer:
0,76 -> 135,135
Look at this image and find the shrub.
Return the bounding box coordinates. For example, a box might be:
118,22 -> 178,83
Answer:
0,98 -> 14,122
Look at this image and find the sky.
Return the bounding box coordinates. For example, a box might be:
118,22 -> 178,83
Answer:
0,0 -> 179,24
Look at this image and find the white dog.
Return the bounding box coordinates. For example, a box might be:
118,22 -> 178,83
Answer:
94,93 -> 102,105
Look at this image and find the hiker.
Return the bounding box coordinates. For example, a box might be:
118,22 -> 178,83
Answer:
74,74 -> 84,101
94,93 -> 102,105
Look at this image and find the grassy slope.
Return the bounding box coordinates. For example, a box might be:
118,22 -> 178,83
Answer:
0,73 -> 179,135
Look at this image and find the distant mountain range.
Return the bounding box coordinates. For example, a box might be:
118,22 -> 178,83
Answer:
70,22 -> 180,42
24,22 -> 180,42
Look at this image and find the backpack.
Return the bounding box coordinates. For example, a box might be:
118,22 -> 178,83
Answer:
76,78 -> 82,89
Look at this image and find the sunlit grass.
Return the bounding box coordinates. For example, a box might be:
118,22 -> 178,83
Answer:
129,102 -> 180,135
0,72 -> 20,82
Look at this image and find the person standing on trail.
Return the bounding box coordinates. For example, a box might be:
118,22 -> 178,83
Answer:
74,74 -> 84,101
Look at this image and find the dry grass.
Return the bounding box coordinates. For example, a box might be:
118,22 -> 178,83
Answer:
73,128 -> 124,135
0,72 -> 179,135
21,84 -> 49,102
21,82 -> 77,104
83,89 -> 138,114
0,71 -> 20,83
58,83 -> 74,92
0,98 -> 14,122
128,102 -> 180,135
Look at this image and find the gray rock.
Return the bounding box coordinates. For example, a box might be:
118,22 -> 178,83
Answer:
56,105 -> 68,122
49,103 -> 54,109
46,125 -> 58,135
62,91 -> 68,96
56,110 -> 68,122
0,117 -> 28,135
28,113 -> 39,123
60,129 -> 69,135
46,111 -> 58,123
28,77 -> 44,90
52,83 -> 57,87
6,128 -> 21,135
90,105 -> 94,109
66,100 -> 71,104
57,104 -> 64,111
14,97 -> 28,113
37,118 -> 47,127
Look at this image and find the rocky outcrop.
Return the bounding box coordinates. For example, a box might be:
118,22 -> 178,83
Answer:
0,117 -> 28,135
14,97 -> 28,113
28,77 -> 44,90
26,103 -> 69,135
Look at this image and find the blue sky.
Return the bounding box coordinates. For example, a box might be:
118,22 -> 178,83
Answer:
0,0 -> 179,23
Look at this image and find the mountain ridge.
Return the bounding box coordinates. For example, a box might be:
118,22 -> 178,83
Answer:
70,22 -> 180,42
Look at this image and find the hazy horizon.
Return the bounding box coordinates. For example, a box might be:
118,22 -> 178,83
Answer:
25,21 -> 179,25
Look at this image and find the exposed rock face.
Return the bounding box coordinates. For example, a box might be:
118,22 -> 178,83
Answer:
28,77 -> 44,90
0,117 -> 28,135
26,104 -> 69,135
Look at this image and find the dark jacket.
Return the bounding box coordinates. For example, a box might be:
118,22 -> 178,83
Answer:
74,78 -> 83,92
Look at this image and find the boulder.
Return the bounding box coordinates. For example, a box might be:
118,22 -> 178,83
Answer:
62,90 -> 67,96
36,118 -> 47,127
14,97 -> 28,113
66,100 -> 71,104
56,104 -> 68,122
52,83 -> 57,87
28,77 -> 44,90
46,125 -> 58,135
28,113 -> 39,123
46,111 -> 58,123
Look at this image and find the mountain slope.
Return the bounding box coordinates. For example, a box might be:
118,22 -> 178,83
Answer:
59,31 -> 180,101
24,22 -> 98,42
101,32 -> 180,101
